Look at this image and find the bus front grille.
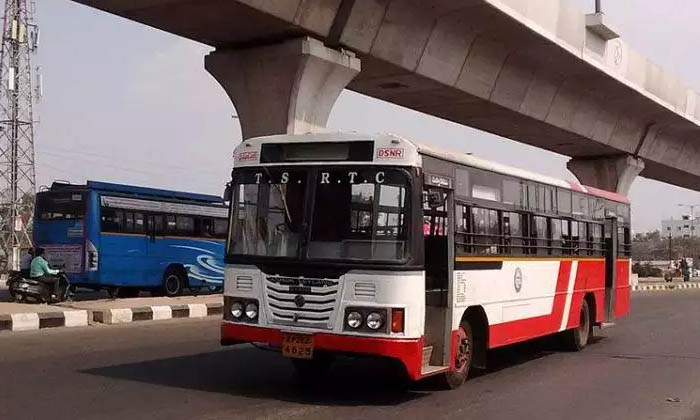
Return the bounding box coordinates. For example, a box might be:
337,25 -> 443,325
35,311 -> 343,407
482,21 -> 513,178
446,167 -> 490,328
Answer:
264,276 -> 341,329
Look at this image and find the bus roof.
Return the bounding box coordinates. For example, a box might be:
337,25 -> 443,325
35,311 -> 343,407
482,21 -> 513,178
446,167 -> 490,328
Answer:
47,180 -> 224,204
237,131 -> 630,205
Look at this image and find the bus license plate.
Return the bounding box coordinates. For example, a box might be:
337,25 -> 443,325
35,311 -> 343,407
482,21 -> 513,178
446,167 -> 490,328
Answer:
282,332 -> 314,359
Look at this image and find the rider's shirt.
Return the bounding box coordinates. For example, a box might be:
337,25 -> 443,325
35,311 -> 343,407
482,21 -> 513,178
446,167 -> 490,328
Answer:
30,256 -> 59,278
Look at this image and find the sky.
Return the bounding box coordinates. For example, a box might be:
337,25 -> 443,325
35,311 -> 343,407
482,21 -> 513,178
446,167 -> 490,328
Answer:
34,0 -> 700,233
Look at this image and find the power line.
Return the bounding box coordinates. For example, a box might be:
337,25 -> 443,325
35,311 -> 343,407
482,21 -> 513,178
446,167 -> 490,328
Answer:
39,144 -> 231,176
39,149 -> 226,181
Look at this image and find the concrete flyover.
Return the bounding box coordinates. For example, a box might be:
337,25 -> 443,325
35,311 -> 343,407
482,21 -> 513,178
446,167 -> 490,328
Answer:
72,0 -> 700,194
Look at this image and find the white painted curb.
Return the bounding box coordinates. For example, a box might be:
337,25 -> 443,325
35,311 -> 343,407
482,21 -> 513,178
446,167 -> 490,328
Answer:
10,313 -> 40,331
63,310 -> 89,327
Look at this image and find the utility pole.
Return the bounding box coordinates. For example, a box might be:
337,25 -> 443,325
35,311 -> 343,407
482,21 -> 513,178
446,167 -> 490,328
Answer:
678,203 -> 700,267
0,0 -> 39,271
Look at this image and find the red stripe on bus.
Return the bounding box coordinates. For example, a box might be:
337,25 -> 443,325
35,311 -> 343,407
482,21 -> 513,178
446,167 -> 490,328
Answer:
220,323 -> 426,380
488,261 -> 571,348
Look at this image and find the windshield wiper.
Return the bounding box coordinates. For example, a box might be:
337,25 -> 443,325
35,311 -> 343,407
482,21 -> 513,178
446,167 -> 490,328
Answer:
262,167 -> 293,226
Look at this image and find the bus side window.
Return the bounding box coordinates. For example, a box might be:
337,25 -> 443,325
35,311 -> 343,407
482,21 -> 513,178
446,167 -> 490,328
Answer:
214,218 -> 228,239
550,218 -> 562,256
471,207 -> 499,254
570,220 -> 579,255
455,204 -> 470,254
503,212 -> 523,255
561,219 -> 571,255
166,215 -> 177,234
176,216 -> 194,235
590,223 -> 603,256
154,215 -> 164,234
134,213 -> 145,233
531,216 -> 548,255
125,213 -> 135,232
147,214 -> 164,235
101,209 -> 123,232
578,222 -> 588,256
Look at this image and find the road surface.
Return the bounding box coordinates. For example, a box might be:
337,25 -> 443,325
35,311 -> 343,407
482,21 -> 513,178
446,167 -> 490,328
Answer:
2,291 -> 700,420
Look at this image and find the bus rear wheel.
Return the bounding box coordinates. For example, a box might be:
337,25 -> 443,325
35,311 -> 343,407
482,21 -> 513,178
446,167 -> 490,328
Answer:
162,268 -> 185,297
441,320 -> 473,389
563,299 -> 592,351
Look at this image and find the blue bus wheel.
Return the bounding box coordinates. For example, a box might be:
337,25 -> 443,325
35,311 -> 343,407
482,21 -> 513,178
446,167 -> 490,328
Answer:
162,267 -> 185,297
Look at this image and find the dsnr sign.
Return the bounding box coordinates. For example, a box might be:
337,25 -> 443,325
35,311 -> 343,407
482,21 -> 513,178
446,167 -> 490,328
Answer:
377,148 -> 404,159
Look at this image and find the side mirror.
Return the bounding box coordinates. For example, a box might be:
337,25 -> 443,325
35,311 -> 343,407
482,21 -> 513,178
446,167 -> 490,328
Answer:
223,182 -> 232,202
426,190 -> 444,209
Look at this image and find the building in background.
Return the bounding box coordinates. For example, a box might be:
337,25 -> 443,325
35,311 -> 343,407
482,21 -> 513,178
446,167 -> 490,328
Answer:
661,215 -> 700,239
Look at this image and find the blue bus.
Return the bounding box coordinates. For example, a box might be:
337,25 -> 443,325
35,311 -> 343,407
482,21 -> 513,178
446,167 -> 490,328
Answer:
33,181 -> 228,297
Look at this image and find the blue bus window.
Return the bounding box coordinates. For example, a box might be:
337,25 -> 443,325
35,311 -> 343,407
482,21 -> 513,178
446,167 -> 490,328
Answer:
134,213 -> 145,233
125,213 -> 135,232
215,219 -> 228,238
166,215 -> 176,232
101,209 -> 123,232
176,216 -> 194,234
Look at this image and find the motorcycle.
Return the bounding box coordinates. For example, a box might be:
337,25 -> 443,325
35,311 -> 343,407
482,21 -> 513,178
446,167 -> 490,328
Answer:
7,271 -> 71,304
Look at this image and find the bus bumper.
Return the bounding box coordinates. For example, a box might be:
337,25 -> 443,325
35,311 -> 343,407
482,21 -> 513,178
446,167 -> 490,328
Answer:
221,322 -> 424,380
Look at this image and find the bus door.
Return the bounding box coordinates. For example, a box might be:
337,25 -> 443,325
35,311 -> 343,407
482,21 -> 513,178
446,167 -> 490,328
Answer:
604,216 -> 618,324
422,178 -> 455,372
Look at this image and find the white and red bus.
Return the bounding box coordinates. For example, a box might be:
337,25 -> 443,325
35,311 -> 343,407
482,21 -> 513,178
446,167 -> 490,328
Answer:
221,132 -> 631,387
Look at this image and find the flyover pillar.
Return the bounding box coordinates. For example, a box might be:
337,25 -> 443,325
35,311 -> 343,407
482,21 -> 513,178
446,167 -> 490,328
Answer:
206,37 -> 361,140
567,155 -> 645,196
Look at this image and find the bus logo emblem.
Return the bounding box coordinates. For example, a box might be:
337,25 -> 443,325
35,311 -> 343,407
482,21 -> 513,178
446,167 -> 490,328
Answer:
514,268 -> 523,293
294,295 -> 306,308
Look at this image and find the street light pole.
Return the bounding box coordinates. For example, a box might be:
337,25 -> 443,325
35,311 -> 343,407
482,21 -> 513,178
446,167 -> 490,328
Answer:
678,203 -> 700,274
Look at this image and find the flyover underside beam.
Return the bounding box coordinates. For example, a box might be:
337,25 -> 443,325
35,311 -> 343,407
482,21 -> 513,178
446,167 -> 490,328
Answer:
206,37 -> 360,140
72,0 -> 700,192
567,155 -> 645,195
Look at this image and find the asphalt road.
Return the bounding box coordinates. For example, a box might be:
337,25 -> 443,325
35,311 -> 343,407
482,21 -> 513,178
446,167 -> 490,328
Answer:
2,291 -> 700,420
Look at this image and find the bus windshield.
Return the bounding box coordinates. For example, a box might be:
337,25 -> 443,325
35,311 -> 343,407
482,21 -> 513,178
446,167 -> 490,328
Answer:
36,191 -> 86,220
229,167 -> 411,263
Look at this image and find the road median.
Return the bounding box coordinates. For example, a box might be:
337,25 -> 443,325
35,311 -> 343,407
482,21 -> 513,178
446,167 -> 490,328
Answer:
633,282 -> 700,292
0,294 -> 222,333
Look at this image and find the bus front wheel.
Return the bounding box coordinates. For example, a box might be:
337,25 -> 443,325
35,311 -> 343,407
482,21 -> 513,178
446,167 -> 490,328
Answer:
441,320 -> 473,389
162,268 -> 186,297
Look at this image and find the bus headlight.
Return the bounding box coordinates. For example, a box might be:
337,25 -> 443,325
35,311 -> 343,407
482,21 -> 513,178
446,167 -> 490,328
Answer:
245,302 -> 258,319
366,312 -> 384,330
231,302 -> 243,319
347,311 -> 362,329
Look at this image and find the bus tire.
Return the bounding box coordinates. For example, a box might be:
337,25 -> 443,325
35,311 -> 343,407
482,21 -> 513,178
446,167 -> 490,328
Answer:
440,320 -> 473,389
162,267 -> 186,297
562,299 -> 592,351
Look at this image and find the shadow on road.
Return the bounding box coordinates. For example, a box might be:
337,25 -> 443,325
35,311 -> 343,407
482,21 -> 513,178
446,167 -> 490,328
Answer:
82,346 -> 425,407
82,333 -> 607,406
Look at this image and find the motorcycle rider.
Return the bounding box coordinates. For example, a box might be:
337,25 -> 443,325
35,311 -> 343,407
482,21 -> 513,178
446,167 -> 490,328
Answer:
19,247 -> 34,278
30,247 -> 61,300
